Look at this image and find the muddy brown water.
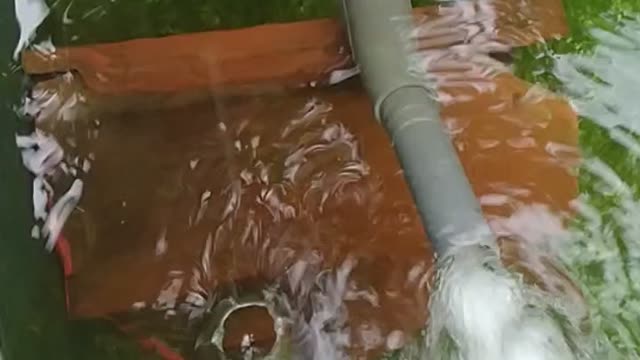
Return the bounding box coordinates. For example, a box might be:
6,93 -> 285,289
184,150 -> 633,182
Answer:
34,66 -> 581,357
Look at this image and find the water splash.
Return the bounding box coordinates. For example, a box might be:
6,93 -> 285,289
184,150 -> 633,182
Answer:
426,242 -> 586,360
399,2 -> 590,359
286,257 -> 355,360
13,0 -> 50,59
549,13 -> 640,359
555,17 -> 640,132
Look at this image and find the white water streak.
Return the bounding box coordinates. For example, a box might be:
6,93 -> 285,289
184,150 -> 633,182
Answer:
426,244 -> 584,360
14,0 -> 50,59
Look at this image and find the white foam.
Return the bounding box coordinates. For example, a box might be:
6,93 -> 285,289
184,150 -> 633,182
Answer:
42,179 -> 83,250
426,244 -> 585,360
13,0 -> 50,59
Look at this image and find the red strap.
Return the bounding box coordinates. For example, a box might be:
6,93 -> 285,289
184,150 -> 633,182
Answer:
51,212 -> 183,360
55,233 -> 73,276
54,233 -> 73,310
138,337 -> 185,360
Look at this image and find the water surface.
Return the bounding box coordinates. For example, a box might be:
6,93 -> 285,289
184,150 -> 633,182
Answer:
6,0 -> 640,358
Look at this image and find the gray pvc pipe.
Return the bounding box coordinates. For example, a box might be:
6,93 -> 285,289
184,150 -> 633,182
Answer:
341,0 -> 497,257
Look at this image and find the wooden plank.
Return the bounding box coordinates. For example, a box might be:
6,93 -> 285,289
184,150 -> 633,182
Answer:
22,0 -> 569,96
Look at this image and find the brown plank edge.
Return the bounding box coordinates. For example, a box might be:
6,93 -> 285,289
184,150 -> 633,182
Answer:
21,0 -> 569,96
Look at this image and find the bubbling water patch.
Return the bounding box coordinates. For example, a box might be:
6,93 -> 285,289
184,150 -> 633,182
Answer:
425,242 -> 588,360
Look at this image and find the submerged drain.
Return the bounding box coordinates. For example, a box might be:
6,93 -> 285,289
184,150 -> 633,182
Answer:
195,292 -> 287,359
223,305 -> 276,356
